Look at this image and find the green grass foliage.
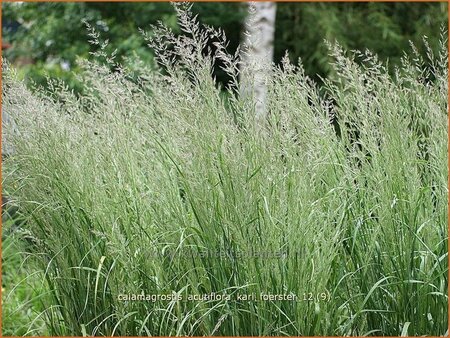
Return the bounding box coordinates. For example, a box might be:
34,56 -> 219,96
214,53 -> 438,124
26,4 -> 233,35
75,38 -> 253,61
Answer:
2,5 -> 448,336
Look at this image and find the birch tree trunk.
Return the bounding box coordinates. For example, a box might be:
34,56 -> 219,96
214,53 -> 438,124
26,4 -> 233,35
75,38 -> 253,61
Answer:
240,2 -> 277,121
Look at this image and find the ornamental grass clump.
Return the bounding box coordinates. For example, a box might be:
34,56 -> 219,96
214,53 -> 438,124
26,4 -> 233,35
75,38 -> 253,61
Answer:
2,4 -> 448,336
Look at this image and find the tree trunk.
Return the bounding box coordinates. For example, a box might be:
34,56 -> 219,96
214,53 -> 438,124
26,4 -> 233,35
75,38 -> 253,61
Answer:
240,2 -> 277,121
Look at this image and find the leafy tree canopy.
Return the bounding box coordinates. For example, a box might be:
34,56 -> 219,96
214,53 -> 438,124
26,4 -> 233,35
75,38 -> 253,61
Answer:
2,2 -> 447,89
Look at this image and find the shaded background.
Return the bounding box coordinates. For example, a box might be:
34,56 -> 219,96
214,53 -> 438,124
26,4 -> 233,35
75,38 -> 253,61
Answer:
2,2 -> 448,92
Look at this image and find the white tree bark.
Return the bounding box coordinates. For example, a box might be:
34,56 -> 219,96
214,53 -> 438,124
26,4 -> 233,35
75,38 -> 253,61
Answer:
240,2 -> 277,121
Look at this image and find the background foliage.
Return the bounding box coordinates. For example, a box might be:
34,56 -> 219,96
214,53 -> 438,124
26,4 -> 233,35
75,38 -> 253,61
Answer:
2,2 -> 448,89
